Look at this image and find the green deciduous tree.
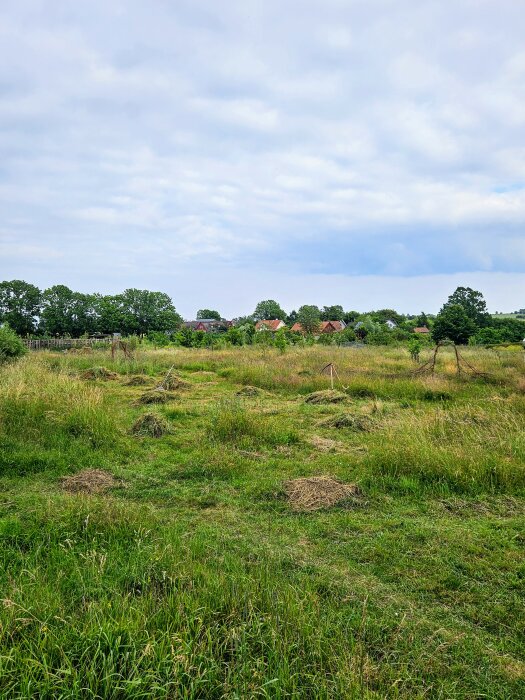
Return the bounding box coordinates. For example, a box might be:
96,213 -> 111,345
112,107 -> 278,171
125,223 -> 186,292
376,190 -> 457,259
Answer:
196,309 -> 221,320
297,305 -> 321,335
40,285 -> 98,337
253,300 -> 286,321
432,304 -> 477,344
320,305 -> 344,321
0,280 -> 41,335
115,289 -> 183,336
445,287 -> 490,328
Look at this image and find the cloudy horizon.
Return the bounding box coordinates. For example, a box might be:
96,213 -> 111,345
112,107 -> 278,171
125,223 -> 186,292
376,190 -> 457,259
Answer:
1,0 -> 524,317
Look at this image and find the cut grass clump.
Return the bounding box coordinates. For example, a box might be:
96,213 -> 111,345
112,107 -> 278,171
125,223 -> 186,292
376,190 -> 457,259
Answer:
320,413 -> 372,431
135,389 -> 175,405
157,375 -> 190,391
309,435 -> 343,452
236,385 -> 263,397
80,366 -> 118,380
124,375 -> 152,386
131,412 -> 172,438
285,476 -> 361,511
304,389 -> 347,404
60,469 -> 121,494
208,399 -> 298,448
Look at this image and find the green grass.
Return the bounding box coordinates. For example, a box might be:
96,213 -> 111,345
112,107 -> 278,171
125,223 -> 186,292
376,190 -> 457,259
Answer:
0,346 -> 524,698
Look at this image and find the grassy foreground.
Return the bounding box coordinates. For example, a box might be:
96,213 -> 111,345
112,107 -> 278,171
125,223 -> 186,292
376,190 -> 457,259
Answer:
0,345 -> 524,698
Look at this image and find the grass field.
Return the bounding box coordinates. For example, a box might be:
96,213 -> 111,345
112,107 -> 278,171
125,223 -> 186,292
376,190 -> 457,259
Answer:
1,345 -> 524,698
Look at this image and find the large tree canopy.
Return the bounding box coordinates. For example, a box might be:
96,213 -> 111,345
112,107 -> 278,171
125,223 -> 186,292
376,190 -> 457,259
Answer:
320,305 -> 344,321
297,305 -> 321,335
40,285 -> 98,337
253,299 -> 286,321
196,309 -> 221,320
445,287 -> 490,328
114,289 -> 182,336
0,280 -> 41,335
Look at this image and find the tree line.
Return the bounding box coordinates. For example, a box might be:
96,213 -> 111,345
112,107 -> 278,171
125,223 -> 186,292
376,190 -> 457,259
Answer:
0,281 -> 182,337
1,280 -> 524,347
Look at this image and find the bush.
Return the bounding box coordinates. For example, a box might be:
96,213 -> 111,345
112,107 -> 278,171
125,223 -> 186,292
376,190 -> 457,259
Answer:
0,323 -> 27,363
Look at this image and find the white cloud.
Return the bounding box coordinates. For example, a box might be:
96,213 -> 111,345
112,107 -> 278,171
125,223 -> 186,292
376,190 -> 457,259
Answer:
0,0 -> 525,309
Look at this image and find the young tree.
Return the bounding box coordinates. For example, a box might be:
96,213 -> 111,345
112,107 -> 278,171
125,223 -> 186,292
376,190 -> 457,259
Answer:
0,280 -> 41,335
253,299 -> 286,321
196,309 -> 221,320
445,287 -> 490,327
297,305 -> 321,335
432,304 -> 477,344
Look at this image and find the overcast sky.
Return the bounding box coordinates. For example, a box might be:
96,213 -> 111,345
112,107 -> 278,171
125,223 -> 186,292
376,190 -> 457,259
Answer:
1,0 -> 524,317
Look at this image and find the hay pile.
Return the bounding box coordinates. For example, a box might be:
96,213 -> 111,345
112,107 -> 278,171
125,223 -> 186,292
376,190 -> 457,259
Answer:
124,375 -> 152,386
158,375 -> 190,391
80,366 -> 118,380
60,469 -> 121,494
135,388 -> 175,405
237,385 -> 262,397
320,414 -> 371,431
285,476 -> 360,511
131,412 -> 172,437
309,435 -> 342,452
304,390 -> 347,404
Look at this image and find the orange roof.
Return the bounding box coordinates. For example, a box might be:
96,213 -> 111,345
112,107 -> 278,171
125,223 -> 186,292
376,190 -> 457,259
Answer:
255,319 -> 284,331
414,326 -> 430,333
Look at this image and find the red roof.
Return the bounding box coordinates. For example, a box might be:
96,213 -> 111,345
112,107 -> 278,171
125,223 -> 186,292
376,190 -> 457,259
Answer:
414,326 -> 430,333
255,319 -> 284,331
291,321 -> 344,333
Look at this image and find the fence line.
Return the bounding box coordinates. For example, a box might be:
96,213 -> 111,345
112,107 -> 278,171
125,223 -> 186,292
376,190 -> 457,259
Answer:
23,337 -> 113,350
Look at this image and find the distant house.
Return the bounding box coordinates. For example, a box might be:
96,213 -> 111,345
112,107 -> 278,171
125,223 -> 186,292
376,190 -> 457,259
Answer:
183,319 -> 233,333
385,320 -> 397,330
291,321 -> 346,334
255,319 -> 286,332
413,326 -> 431,335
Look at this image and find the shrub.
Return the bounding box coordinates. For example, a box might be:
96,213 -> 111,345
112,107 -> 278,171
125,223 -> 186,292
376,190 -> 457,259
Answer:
0,323 -> 27,363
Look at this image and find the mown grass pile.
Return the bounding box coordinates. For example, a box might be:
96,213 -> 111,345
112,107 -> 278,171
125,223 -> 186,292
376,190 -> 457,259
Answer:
0,345 -> 524,698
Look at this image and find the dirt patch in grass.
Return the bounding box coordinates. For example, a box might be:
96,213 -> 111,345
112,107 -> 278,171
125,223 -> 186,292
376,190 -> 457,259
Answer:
60,469 -> 121,494
124,375 -> 152,386
237,385 -> 263,397
131,412 -> 172,437
80,366 -> 118,380
285,476 -> 361,511
135,388 -> 176,405
304,390 -> 347,404
320,414 -> 372,431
